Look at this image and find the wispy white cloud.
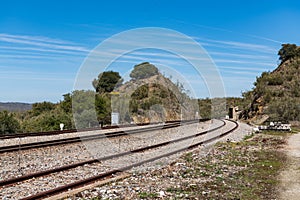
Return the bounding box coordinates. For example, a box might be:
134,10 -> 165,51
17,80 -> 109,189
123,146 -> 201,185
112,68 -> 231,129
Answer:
214,58 -> 275,66
0,33 -> 74,45
0,75 -> 74,81
112,55 -> 187,67
0,46 -> 87,56
243,34 -> 282,44
0,52 -> 85,60
0,37 -> 88,52
222,70 -> 262,76
172,20 -> 283,44
0,33 -> 90,52
169,35 -> 277,55
0,33 -> 90,66
128,51 -> 210,62
209,51 -> 273,60
198,38 -> 277,53
218,65 -> 269,72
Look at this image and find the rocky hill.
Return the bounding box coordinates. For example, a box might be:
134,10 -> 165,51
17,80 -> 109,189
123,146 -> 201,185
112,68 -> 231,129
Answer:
241,44 -> 300,125
113,62 -> 199,123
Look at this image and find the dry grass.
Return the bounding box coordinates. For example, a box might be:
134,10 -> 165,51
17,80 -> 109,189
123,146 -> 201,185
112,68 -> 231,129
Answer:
165,133 -> 288,199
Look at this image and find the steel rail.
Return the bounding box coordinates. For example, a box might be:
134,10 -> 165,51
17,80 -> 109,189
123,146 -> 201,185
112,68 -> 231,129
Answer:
0,119 -> 200,140
0,120 -> 202,153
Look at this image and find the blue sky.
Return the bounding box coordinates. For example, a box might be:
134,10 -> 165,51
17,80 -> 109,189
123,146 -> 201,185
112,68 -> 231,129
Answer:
0,0 -> 300,102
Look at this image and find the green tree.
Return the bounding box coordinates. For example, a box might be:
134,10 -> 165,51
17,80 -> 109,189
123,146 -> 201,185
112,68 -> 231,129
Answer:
130,62 -> 159,80
59,93 -> 72,113
31,101 -> 55,116
197,98 -> 212,119
278,43 -> 299,63
21,109 -> 74,132
20,93 -> 77,132
0,110 -> 20,134
71,90 -> 100,128
71,90 -> 96,114
92,71 -> 123,93
74,109 -> 99,129
267,98 -> 300,122
131,84 -> 149,99
95,94 -> 111,124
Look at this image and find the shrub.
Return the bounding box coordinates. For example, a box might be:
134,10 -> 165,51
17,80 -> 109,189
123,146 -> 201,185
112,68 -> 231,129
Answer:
130,62 -> 159,80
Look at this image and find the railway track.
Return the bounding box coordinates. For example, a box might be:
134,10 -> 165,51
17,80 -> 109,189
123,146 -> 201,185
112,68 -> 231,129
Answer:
0,119 -> 203,153
0,125 -> 127,140
0,119 -> 197,140
0,119 -> 238,200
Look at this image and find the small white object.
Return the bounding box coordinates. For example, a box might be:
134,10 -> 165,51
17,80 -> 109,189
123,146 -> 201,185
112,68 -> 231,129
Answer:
111,112 -> 119,125
59,123 -> 64,131
253,127 -> 259,133
159,191 -> 165,197
195,111 -> 199,119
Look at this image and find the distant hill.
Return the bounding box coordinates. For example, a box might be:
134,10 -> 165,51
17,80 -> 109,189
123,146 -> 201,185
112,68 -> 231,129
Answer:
0,102 -> 32,112
241,44 -> 300,125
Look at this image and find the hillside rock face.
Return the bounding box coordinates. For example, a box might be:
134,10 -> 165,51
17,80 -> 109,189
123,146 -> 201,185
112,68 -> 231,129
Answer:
241,49 -> 300,124
113,73 -> 198,123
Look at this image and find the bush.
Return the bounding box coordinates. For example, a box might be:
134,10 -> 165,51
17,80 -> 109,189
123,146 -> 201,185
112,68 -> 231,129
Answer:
267,74 -> 283,85
21,109 -> 74,132
267,98 -> 300,122
278,43 -> 300,63
131,84 -> 149,99
31,101 -> 55,116
93,71 -> 123,93
0,111 -> 20,134
130,62 -> 159,80
95,94 -> 111,124
74,109 -> 99,129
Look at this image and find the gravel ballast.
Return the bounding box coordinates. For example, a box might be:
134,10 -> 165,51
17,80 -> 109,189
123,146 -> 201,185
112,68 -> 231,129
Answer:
68,121 -> 253,199
0,120 -> 224,199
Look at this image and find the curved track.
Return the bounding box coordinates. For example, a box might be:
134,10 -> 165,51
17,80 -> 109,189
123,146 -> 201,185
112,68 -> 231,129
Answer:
0,119 -> 238,200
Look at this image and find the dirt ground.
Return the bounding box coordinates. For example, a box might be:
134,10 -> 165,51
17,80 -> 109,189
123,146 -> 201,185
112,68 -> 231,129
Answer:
279,133 -> 300,200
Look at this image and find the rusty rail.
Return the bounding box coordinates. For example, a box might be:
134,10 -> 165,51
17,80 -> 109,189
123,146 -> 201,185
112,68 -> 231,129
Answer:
0,119 -> 205,153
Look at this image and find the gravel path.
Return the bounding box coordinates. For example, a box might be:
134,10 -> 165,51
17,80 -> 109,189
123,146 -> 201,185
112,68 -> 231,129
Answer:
279,133 -> 300,200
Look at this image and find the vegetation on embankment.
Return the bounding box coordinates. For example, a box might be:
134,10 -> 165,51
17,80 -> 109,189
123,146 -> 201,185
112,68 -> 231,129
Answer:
241,44 -> 300,124
160,132 -> 287,199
